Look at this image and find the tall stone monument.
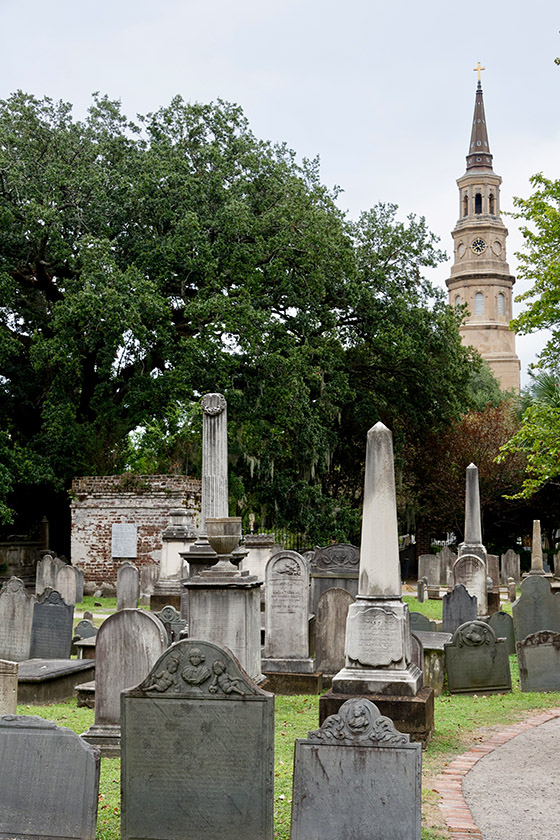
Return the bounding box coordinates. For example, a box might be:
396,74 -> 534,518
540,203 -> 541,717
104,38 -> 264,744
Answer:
200,393 -> 229,531
151,508 -> 197,610
320,423 -> 433,744
528,520 -> 547,576
452,463 -> 488,616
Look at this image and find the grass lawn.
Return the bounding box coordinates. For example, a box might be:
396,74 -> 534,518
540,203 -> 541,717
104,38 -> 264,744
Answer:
20,649 -> 560,840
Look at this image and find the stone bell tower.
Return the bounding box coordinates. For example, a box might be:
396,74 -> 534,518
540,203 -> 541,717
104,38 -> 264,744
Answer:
446,64 -> 521,392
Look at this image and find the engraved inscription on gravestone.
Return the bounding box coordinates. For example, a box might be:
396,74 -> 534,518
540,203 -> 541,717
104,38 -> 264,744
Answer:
0,576 -> 35,662
264,551 -> 310,663
112,524 -> 138,558
346,607 -> 403,668
29,590 -> 74,659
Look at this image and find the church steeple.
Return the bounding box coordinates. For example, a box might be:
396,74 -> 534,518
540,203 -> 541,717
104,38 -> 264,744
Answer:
467,80 -> 493,171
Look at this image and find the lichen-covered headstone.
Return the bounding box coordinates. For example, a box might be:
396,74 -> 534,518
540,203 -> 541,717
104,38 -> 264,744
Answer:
0,576 -> 35,661
315,588 -> 354,675
29,590 -> 74,659
0,715 -> 100,840
290,697 -> 421,840
517,630 -> 560,692
121,639 -> 274,840
116,562 -> 140,611
263,550 -> 313,673
444,620 -> 511,694
513,575 -> 560,643
442,583 -> 477,635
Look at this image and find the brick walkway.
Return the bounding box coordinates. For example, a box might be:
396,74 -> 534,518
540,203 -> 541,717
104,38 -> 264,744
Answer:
434,707 -> 560,839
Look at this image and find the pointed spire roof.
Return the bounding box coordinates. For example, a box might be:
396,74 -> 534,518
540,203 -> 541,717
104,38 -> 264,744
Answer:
466,81 -> 493,171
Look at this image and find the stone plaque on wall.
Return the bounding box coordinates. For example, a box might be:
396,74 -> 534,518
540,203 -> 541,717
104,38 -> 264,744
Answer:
121,639 -> 274,840
112,524 -> 138,558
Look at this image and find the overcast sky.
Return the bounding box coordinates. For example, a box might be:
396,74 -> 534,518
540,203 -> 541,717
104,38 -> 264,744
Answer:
2,0 -> 558,387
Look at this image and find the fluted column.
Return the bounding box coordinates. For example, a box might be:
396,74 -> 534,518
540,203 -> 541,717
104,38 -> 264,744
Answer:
201,393 -> 229,531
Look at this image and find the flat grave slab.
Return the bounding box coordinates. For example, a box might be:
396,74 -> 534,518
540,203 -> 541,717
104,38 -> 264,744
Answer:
17,658 -> 95,704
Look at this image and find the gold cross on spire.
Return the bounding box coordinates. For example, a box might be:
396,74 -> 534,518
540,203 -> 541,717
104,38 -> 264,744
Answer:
473,61 -> 485,81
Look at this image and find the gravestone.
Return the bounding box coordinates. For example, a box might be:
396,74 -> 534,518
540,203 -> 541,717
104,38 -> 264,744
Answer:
0,715 -> 100,840
74,618 -> 98,640
439,546 -> 457,586
35,553 -> 65,595
442,584 -> 477,635
117,562 -> 140,611
486,554 -> 500,590
262,550 -> 313,673
512,575 -> 560,643
121,639 -> 274,840
153,604 -> 187,644
517,631 -> 560,692
241,533 -> 278,583
0,659 -> 18,714
55,564 -> 77,605
315,588 -> 354,675
501,548 -> 521,584
0,576 -> 35,661
290,697 -> 421,840
410,612 -> 436,633
412,631 -> 452,697
452,554 -> 487,616
29,590 -> 74,659
410,632 -> 424,675
554,551 -> 560,578
507,577 -> 517,602
445,620 -> 512,694
486,610 -> 516,655
417,577 -> 427,603
309,543 -> 359,614
418,554 -> 440,587
82,609 -> 167,756
75,567 -> 85,603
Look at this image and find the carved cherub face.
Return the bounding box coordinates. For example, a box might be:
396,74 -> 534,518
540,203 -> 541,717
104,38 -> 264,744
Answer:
347,703 -> 369,732
212,660 -> 226,675
189,648 -> 205,666
167,657 -> 179,673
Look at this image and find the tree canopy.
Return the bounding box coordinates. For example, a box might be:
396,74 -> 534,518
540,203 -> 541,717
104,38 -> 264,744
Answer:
0,91 -> 483,544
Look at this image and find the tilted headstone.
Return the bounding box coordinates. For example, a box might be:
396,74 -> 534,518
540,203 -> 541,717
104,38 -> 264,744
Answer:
0,660 -> 18,714
501,549 -> 521,584
82,609 -> 167,756
442,584 -> 477,635
486,554 -> 500,590
315,588 -> 354,675
117,562 -> 140,611
29,590 -> 74,659
444,620 -> 512,694
263,550 -> 313,673
416,577 -> 427,603
0,715 -> 100,840
309,543 -> 359,614
153,604 -> 187,644
486,610 -> 516,655
290,697 -> 421,840
35,553 -> 65,595
121,639 -> 274,840
73,619 -> 98,640
517,631 -> 560,692
55,564 -> 77,605
410,612 -> 437,633
512,575 -> 560,643
418,554 -> 440,587
0,576 -> 35,661
452,554 -> 487,616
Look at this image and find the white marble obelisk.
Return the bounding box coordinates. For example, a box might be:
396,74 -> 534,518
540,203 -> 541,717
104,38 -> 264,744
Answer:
528,520 -> 545,575
201,393 -> 229,531
332,423 -> 421,697
454,463 -> 488,616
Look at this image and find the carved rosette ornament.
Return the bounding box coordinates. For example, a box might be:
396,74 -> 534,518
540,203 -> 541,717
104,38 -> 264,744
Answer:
201,393 -> 226,416
307,698 -> 409,746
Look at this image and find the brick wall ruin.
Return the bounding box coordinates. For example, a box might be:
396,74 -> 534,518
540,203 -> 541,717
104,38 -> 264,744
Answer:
70,475 -> 201,583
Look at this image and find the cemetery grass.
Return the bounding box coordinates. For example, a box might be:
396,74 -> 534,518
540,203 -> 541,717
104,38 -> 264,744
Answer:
19,666 -> 560,840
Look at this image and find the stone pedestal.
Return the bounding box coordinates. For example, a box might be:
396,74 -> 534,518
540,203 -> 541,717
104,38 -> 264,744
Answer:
152,509 -> 197,611
185,569 -> 263,683
0,659 -> 18,714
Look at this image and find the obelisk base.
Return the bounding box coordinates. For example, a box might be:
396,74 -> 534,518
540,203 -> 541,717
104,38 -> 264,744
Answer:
332,663 -> 423,696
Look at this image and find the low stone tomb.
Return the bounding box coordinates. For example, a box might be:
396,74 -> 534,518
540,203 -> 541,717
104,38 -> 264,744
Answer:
315,587 -> 354,676
117,561 -> 140,610
82,608 -> 167,756
0,715 -> 100,840
486,610 -> 516,655
0,576 -> 35,661
18,659 -> 95,704
309,543 -> 359,615
29,590 -> 74,659
410,611 -> 436,633
452,553 -> 487,616
121,639 -> 274,840
512,575 -> 560,644
290,697 -> 421,840
262,550 -> 313,674
442,584 -> 477,635
517,631 -> 560,692
0,659 -> 18,714
501,548 -> 521,584
153,604 -> 187,644
444,621 -> 512,694
412,631 -> 452,697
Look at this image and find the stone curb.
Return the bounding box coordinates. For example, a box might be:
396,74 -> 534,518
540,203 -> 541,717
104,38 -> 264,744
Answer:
434,707 -> 560,839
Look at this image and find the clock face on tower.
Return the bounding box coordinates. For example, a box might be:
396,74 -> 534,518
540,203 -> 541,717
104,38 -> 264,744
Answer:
471,238 -> 486,255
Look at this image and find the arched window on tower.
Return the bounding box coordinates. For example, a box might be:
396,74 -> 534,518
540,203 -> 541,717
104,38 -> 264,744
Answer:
463,195 -> 468,217
455,295 -> 461,311
474,292 -> 485,315
489,193 -> 495,215
475,193 -> 482,214
497,293 -> 505,316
